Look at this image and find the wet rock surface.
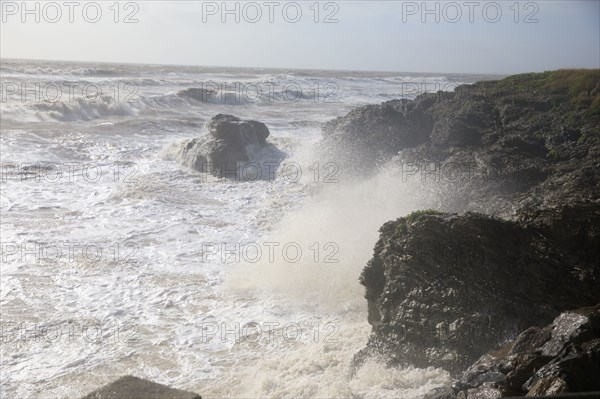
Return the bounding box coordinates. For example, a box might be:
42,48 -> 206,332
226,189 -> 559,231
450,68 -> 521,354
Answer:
176,114 -> 283,179
453,304 -> 600,397
323,70 -> 600,217
81,375 -> 201,399
356,207 -> 600,376
350,70 -> 600,395
321,96 -> 434,173
177,87 -> 217,102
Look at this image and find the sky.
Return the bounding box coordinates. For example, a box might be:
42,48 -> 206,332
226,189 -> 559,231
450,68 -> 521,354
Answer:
1,0 -> 599,74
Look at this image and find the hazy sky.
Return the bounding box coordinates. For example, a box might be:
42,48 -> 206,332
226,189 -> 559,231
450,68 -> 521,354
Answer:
1,0 -> 599,74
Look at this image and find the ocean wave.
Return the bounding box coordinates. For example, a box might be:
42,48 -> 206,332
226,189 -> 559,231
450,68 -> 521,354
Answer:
2,96 -> 138,122
177,87 -> 264,105
0,66 -> 124,77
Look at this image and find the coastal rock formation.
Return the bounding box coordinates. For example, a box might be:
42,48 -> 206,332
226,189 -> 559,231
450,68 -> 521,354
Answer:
321,96 -> 434,172
351,70 -> 600,388
357,206 -> 600,376
175,114 -> 284,180
454,304 -> 600,397
322,70 -> 600,216
81,375 -> 201,399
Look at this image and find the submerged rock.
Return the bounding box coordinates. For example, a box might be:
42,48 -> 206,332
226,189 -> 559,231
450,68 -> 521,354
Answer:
81,375 -> 201,399
175,114 -> 284,180
177,87 -> 217,102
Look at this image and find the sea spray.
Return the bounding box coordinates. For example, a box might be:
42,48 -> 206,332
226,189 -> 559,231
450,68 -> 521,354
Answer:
214,156 -> 449,397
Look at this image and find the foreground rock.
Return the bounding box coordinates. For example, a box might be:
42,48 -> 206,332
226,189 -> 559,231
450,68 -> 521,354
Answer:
356,206 -> 600,376
352,70 -> 600,382
175,114 -> 284,180
81,375 -> 201,399
454,304 -> 600,397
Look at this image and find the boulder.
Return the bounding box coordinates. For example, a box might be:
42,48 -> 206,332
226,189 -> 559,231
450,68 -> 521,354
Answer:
453,304 -> 600,397
356,205 -> 600,376
81,375 -> 201,399
176,114 -> 284,180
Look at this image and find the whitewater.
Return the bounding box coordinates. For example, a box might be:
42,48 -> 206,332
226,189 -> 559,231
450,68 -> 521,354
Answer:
0,59 -> 498,398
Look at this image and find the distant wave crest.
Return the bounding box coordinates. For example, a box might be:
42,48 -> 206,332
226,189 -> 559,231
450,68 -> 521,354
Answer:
2,96 -> 138,122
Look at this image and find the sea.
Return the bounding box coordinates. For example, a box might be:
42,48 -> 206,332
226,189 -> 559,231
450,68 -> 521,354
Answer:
0,58 -> 501,398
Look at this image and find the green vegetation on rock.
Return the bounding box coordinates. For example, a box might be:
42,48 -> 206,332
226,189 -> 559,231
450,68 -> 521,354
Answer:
547,149 -> 560,159
494,69 -> 600,113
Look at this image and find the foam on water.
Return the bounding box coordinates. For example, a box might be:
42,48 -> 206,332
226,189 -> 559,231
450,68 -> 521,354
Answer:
197,156 -> 445,398
0,59 -> 493,398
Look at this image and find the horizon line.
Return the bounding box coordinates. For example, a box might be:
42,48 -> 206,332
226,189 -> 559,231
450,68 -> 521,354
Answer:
0,56 -> 516,77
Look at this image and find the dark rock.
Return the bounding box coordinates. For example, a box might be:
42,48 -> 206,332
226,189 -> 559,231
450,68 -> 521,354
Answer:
320,97 -> 433,173
175,114 -> 284,180
525,376 -> 569,396
352,70 -> 600,379
178,88 -> 217,102
81,375 -> 201,399
356,206 -> 600,376
351,69 -> 600,396
453,304 -> 600,397
423,386 -> 457,399
321,70 -> 600,217
206,114 -> 270,145
430,97 -> 497,148
456,386 -> 503,399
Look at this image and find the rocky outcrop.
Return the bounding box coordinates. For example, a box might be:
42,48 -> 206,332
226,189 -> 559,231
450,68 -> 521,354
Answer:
81,375 -> 201,399
323,70 -> 600,217
453,304 -> 600,398
351,68 -> 600,389
356,206 -> 600,376
175,114 -> 284,180
321,96 -> 434,172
